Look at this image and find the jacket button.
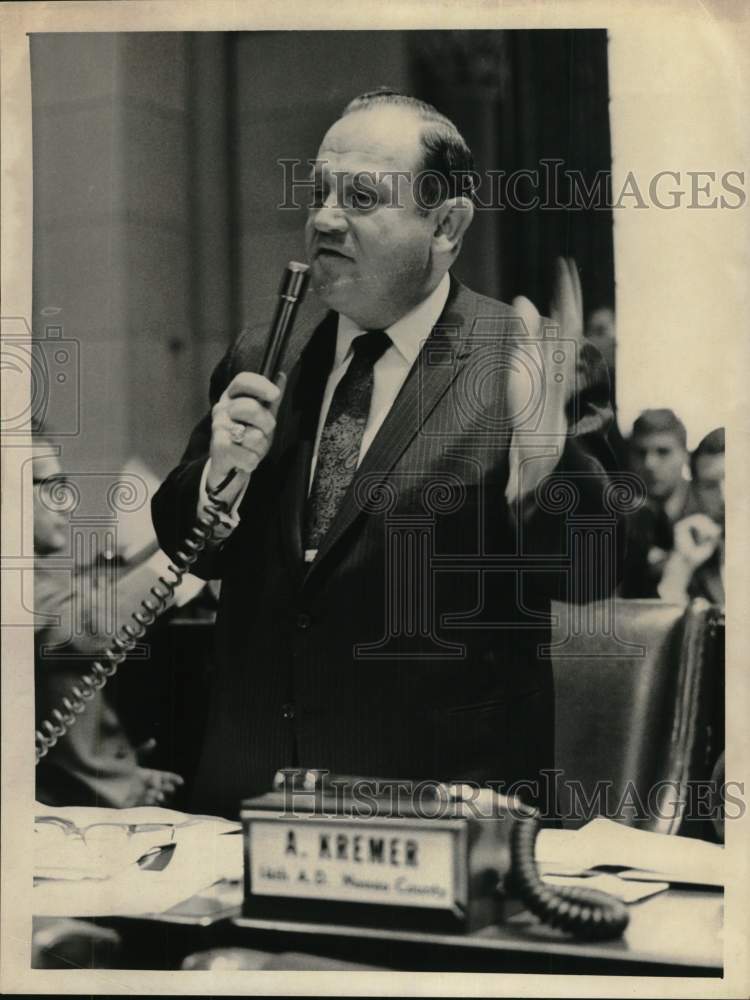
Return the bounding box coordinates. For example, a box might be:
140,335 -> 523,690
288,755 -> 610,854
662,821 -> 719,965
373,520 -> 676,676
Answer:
296,612 -> 312,630
281,703 -> 295,720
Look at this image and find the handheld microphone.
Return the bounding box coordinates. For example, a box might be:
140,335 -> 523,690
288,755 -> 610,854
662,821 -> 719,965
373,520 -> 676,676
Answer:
259,260 -> 310,381
209,260 -> 310,500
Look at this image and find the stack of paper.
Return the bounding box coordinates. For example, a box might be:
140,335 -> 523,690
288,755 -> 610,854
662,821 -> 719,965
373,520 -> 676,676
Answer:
33,808 -> 724,920
541,872 -> 669,903
33,804 -> 243,917
537,817 -> 724,887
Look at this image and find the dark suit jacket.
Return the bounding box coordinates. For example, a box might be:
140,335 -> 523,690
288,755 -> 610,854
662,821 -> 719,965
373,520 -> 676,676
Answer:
619,482 -> 699,599
152,277 -> 620,818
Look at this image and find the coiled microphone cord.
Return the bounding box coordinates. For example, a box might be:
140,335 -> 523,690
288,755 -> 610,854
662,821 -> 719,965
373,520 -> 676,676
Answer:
34,492 -> 230,764
511,812 -> 630,941
35,260 -> 311,766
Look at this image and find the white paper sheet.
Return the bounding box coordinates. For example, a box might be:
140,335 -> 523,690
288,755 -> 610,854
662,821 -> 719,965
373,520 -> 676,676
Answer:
542,872 -> 670,903
33,831 -> 243,917
33,804 -> 243,916
536,818 -> 724,886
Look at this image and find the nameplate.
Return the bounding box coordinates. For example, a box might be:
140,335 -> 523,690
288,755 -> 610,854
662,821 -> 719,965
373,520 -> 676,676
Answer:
246,816 -> 460,910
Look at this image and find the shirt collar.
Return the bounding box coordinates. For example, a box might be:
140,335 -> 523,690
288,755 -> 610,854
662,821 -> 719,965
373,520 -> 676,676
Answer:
335,272 -> 451,368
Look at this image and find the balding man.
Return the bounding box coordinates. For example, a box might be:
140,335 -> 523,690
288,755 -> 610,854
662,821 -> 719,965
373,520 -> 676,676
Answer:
153,90 -> 619,818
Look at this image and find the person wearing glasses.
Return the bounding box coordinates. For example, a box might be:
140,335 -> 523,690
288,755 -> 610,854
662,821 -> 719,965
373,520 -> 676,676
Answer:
32,435 -> 184,808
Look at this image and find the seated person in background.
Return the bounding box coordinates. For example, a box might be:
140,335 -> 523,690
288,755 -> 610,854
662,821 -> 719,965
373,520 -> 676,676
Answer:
584,306 -> 629,471
33,435 -> 184,807
658,428 -> 725,606
585,306 -> 616,374
619,409 -> 698,597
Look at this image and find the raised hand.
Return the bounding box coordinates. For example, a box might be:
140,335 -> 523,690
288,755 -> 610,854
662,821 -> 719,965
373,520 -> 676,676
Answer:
509,256 -> 584,438
506,257 -> 585,505
673,513 -> 723,569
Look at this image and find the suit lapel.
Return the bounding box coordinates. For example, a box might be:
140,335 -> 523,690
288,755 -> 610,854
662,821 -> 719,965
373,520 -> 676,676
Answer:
304,278 -> 481,583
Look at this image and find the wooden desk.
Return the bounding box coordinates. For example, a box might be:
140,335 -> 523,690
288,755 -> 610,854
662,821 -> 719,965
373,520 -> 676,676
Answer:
230,885 -> 723,975
35,882 -> 721,974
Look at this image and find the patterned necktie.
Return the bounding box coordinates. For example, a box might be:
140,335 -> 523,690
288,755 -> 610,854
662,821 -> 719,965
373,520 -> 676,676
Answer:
304,329 -> 391,551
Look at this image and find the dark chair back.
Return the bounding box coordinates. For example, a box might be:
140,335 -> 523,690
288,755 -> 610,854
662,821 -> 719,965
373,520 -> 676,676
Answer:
551,598 -> 722,833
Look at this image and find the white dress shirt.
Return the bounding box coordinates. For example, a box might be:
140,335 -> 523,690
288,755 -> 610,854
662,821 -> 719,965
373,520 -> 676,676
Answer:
309,273 -> 450,486
199,274 -> 451,555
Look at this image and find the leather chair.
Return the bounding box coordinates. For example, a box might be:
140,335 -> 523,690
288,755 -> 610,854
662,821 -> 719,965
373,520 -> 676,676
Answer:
550,598 -> 723,833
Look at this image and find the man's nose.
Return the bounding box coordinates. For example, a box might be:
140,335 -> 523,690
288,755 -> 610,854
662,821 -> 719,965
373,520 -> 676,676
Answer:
311,195 -> 348,234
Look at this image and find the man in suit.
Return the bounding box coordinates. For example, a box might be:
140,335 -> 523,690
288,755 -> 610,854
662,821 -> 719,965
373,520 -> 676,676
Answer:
658,428 -> 725,606
152,90 -> 619,819
619,409 -> 695,598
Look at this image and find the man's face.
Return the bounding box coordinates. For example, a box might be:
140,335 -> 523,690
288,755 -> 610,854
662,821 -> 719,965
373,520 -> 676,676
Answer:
305,107 -> 438,329
629,432 -> 687,500
585,307 -> 615,368
32,451 -> 69,554
693,452 -> 725,524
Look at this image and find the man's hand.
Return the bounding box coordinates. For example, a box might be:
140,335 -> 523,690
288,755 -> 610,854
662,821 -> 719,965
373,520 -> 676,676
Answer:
208,372 -> 286,494
133,740 -> 184,805
506,257 -> 584,505
136,767 -> 185,805
657,513 -> 722,603
510,256 -> 584,439
673,513 -> 722,569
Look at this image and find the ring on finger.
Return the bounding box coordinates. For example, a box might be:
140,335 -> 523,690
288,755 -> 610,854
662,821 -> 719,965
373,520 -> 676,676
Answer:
230,423 -> 246,445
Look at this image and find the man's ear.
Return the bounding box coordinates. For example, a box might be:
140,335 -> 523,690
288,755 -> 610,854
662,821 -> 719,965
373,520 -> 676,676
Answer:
432,197 -> 475,255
